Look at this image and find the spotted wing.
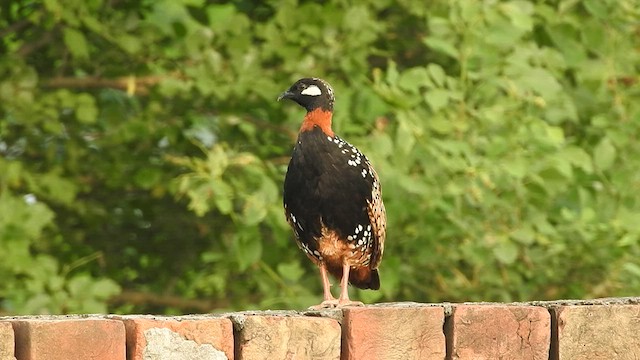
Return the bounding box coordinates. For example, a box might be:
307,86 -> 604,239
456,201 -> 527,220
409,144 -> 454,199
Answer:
366,164 -> 386,269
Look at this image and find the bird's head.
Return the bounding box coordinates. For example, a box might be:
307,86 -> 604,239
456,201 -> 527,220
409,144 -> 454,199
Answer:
278,78 -> 335,113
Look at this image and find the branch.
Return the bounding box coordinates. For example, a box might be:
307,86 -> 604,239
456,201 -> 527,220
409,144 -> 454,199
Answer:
0,18 -> 31,38
42,74 -> 179,95
17,30 -> 56,57
608,76 -> 638,87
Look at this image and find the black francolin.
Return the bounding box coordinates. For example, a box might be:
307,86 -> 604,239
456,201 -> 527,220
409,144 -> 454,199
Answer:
278,78 -> 386,308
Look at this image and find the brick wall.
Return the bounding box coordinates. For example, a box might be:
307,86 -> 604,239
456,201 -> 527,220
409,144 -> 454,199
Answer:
1,298 -> 639,360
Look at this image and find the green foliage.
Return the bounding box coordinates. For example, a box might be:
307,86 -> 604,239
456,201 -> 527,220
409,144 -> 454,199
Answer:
0,174 -> 120,314
0,0 -> 639,314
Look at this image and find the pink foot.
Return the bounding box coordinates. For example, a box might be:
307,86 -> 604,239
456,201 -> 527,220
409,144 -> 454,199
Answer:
337,299 -> 364,307
308,299 -> 340,310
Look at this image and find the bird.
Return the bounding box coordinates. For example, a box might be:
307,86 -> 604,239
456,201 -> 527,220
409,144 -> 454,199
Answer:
278,77 -> 386,308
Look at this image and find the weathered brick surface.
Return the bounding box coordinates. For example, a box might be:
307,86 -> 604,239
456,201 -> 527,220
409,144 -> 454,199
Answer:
0,322 -> 14,360
119,316 -> 233,360
342,305 -> 445,360
10,318 -> 125,360
554,304 -> 640,360
233,314 -> 341,360
449,305 -> 550,360
0,300 -> 637,360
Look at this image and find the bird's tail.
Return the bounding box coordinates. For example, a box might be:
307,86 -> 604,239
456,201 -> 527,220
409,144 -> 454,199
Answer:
349,268 -> 380,290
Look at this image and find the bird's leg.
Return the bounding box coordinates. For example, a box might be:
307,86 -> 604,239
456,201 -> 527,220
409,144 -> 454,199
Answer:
319,262 -> 336,303
338,262 -> 364,306
309,263 -> 339,309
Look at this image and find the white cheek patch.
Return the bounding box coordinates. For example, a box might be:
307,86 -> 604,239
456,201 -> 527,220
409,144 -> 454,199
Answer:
301,85 -> 322,96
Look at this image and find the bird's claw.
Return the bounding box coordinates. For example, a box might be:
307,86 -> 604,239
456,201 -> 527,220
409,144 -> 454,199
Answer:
308,299 -> 339,310
308,299 -> 364,310
338,300 -> 364,307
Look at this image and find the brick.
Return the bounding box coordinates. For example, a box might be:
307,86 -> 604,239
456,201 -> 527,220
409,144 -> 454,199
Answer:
120,316 -> 233,360
0,322 -> 14,360
342,305 -> 445,360
449,305 -> 550,360
234,314 -> 341,360
11,318 -> 125,360
554,304 -> 640,360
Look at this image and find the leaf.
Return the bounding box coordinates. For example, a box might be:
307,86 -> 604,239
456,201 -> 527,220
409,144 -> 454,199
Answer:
63,28 -> 89,60
343,6 -> 372,31
424,37 -> 459,58
211,179 -> 233,215
518,68 -> 562,97
235,234 -> 262,271
43,0 -> 62,14
398,67 -> 432,93
500,1 -> 534,31
623,263 -> 640,278
562,146 -> 593,173
371,133 -> 394,157
207,4 -> 236,31
185,182 -> 213,216
396,174 -> 429,195
116,34 -> 142,54
6,198 -> 56,240
395,113 -> 416,155
277,261 -> 304,282
90,278 -> 121,299
427,64 -> 446,87
67,274 -> 92,296
428,114 -> 454,134
485,19 -> 524,47
385,60 -> 399,84
617,210 -> 640,232
510,226 -> 535,245
546,24 -> 587,67
593,138 -> 616,171
36,172 -> 78,205
493,241 -> 518,265
425,89 -> 450,112
546,125 -> 565,146
76,93 -> 97,124
242,194 -> 268,225
134,167 -> 163,189
503,158 -> 527,179
583,0 -> 609,18
184,125 -> 217,148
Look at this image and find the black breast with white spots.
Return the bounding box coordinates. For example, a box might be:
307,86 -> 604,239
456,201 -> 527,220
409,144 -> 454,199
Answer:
283,126 -> 383,265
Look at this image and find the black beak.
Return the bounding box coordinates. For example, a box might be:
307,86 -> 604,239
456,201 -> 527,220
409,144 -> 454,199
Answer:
277,90 -> 294,101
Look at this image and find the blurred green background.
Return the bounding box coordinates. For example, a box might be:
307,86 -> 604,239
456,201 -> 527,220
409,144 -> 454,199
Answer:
1,0 -> 639,315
